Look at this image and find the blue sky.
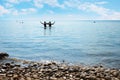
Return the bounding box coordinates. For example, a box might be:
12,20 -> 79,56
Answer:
0,0 -> 120,20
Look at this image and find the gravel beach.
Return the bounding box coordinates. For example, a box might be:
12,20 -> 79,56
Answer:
0,57 -> 120,80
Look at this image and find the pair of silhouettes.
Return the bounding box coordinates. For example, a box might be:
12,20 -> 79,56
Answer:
40,21 -> 55,29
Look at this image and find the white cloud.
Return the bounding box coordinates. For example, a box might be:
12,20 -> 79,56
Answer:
33,0 -> 64,8
6,0 -> 31,4
79,3 -> 109,16
0,5 -> 9,16
7,0 -> 18,4
12,9 -> 18,15
4,3 -> 13,8
29,8 -> 36,11
47,10 -> 54,14
10,8 -> 37,15
78,3 -> 120,20
99,11 -> 120,20
19,8 -> 37,15
1,0 -> 120,20
95,1 -> 108,5
34,0 -> 44,8
63,0 -> 81,8
44,0 -> 64,8
61,0 -> 120,20
64,1 -> 109,17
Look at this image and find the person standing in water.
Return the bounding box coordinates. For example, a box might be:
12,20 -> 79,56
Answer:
48,21 -> 55,29
40,21 -> 47,29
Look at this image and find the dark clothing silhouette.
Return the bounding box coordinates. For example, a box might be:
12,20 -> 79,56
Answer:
40,21 -> 55,29
48,21 -> 55,27
41,21 -> 47,29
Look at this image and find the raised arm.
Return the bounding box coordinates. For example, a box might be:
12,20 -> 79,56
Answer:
40,21 -> 44,24
51,21 -> 55,25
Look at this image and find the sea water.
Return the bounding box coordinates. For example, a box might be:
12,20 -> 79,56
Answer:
0,20 -> 120,68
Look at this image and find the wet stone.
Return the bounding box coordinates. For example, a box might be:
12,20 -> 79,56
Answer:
0,52 -> 9,59
0,73 -> 6,77
15,64 -> 21,67
0,58 -> 119,80
2,65 -> 7,69
32,74 -> 39,79
0,69 -> 6,72
6,74 -> 13,77
5,63 -> 11,66
26,77 -> 32,80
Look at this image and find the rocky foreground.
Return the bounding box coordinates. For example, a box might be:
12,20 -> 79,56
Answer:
0,52 -> 120,80
0,58 -> 120,80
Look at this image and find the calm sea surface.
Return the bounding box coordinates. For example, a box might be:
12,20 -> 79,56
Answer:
0,20 -> 120,68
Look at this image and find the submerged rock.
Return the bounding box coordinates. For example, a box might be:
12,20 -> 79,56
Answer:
0,52 -> 9,59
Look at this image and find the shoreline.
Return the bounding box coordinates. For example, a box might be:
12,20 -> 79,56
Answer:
0,57 -> 120,80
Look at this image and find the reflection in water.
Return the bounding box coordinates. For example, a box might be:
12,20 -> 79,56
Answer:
44,29 -> 46,35
43,26 -> 52,36
49,28 -> 51,35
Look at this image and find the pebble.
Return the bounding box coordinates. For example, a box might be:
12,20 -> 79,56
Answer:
0,73 -> 6,77
20,78 -> 25,80
0,60 -> 119,80
26,77 -> 32,80
32,74 -> 39,79
0,52 -> 9,59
